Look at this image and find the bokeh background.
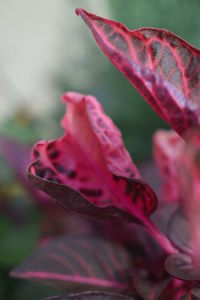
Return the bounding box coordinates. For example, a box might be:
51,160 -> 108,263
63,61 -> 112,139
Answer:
0,0 -> 200,299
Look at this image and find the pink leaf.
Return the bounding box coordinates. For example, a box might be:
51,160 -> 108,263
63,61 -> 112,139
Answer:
10,235 -> 132,291
28,92 -> 157,224
76,9 -> 200,137
153,130 -> 184,202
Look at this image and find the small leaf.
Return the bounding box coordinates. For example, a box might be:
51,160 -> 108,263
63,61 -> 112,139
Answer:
28,92 -> 157,224
11,235 -> 132,291
165,253 -> 200,281
76,9 -> 200,137
41,291 -> 134,300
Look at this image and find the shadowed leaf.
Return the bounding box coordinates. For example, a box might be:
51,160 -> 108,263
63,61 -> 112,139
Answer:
41,291 -> 134,299
181,284 -> 200,300
133,276 -> 187,300
168,210 -> 192,254
165,253 -> 200,281
11,235 -> 133,291
153,130 -> 184,202
76,9 -> 200,137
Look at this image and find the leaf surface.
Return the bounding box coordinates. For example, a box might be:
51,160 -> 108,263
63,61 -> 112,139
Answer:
76,9 -> 200,136
28,92 -> 157,224
11,235 -> 132,291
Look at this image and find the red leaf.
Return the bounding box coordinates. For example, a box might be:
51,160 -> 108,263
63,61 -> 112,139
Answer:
76,9 -> 200,137
153,130 -> 184,202
10,235 -> 132,291
28,92 -> 157,224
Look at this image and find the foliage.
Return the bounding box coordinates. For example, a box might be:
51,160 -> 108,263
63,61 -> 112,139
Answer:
1,1 -> 200,299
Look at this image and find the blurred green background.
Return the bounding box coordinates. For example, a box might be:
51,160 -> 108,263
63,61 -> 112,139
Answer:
0,0 -> 200,299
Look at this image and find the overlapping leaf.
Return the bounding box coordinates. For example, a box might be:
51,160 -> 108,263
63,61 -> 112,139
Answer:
165,253 -> 200,281
165,128 -> 200,281
76,9 -> 200,136
11,235 -> 133,291
181,284 -> 200,300
153,130 -> 184,202
28,92 -> 157,224
133,276 -> 188,300
41,292 -> 134,300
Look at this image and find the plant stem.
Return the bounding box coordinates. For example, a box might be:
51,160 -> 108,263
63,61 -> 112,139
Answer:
142,217 -> 177,254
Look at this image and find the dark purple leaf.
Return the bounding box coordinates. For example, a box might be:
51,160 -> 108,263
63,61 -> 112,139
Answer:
168,210 -> 192,255
10,235 -> 133,291
133,276 -> 187,300
181,284 -> 200,300
133,276 -> 170,300
41,291 -> 134,300
165,253 -> 200,281
76,9 -> 200,137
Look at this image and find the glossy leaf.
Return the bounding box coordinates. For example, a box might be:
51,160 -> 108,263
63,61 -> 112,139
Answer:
165,253 -> 200,281
28,92 -> 157,224
76,9 -> 200,136
153,130 -> 184,202
41,292 -> 134,300
11,235 -> 132,291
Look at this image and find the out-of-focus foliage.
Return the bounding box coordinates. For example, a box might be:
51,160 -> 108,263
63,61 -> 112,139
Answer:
0,1 -> 200,299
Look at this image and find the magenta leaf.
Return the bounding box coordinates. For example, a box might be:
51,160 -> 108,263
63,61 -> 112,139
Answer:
10,235 -> 133,291
165,253 -> 200,281
41,292 -> 134,300
153,130 -> 184,202
28,92 -> 157,224
76,9 -> 200,137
